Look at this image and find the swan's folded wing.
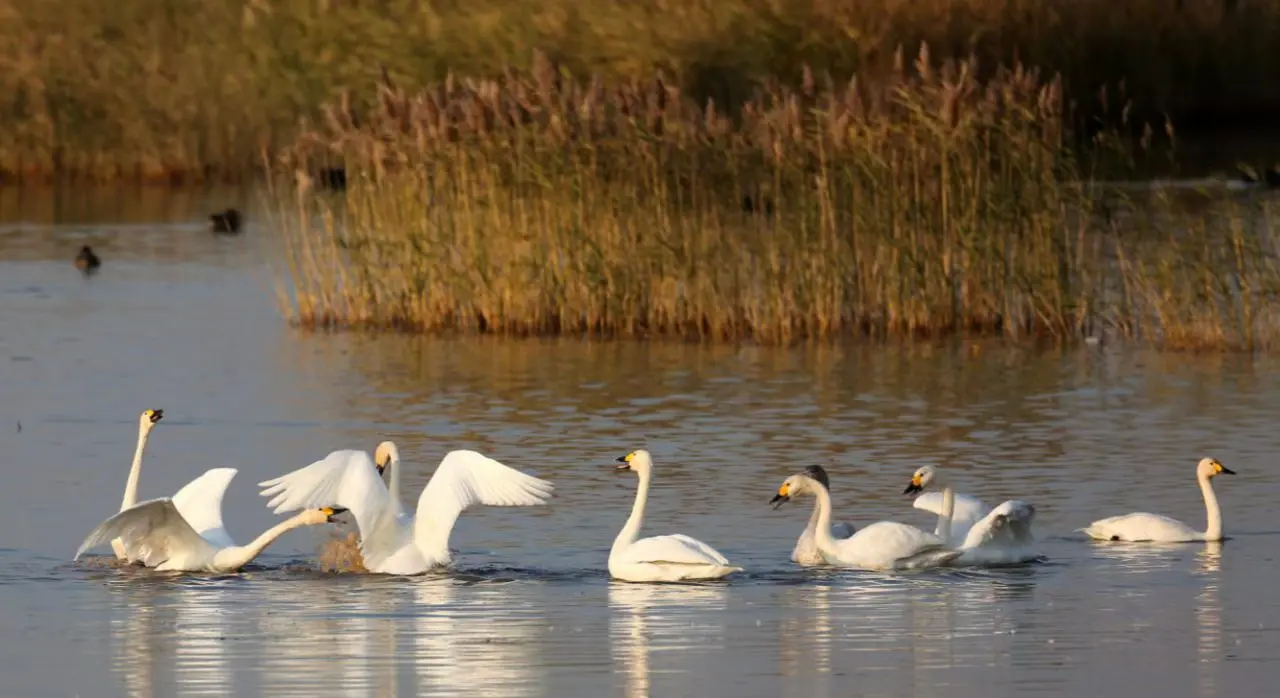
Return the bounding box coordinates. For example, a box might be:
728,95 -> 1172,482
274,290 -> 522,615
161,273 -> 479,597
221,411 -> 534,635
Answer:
961,499 -> 1037,548
76,498 -> 213,567
259,450 -> 390,541
615,534 -> 730,566
171,468 -> 238,548
416,450 -> 554,524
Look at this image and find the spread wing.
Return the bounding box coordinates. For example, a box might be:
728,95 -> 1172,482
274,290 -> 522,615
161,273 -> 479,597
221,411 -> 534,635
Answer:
413,450 -> 554,548
76,498 -> 214,567
259,449 -> 391,541
171,468 -> 238,547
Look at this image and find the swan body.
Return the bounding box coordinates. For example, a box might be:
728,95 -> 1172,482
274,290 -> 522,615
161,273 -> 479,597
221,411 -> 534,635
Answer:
1080,457 -> 1234,543
77,478 -> 337,572
259,444 -> 554,575
903,465 -> 1040,565
610,450 -> 741,582
790,465 -> 855,566
772,473 -> 961,571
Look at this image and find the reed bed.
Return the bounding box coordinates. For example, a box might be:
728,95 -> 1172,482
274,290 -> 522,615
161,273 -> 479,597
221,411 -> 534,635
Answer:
268,46 -> 1280,350
5,0 -> 1280,182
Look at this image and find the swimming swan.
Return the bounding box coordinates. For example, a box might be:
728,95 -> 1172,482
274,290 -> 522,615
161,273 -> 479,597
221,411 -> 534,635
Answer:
903,465 -> 1038,565
771,472 -> 961,571
789,465 -> 856,566
1079,457 -> 1235,543
609,450 -> 742,582
259,446 -> 554,575
76,492 -> 337,572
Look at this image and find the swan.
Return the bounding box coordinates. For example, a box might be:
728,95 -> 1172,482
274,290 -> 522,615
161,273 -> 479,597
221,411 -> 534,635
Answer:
76,497 -> 338,573
771,472 -> 961,571
1079,457 -> 1235,542
789,465 -> 856,566
903,465 -> 1038,565
609,450 -> 742,582
259,446 -> 554,575
904,467 -> 991,544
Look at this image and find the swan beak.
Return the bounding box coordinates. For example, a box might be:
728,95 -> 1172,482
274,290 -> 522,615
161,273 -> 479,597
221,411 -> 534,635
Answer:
770,483 -> 791,509
148,409 -> 164,424
375,463 -> 386,475
320,507 -> 340,523
614,454 -> 631,470
903,475 -> 923,495
1219,466 -> 1236,475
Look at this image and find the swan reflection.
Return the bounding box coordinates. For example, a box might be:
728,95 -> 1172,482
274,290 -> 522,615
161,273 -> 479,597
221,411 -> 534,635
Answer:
1197,541 -> 1224,698
608,582 -> 729,698
412,577 -> 541,697
171,581 -> 233,696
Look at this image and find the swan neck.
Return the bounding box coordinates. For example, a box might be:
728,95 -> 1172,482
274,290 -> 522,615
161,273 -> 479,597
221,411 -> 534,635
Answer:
613,469 -> 651,555
120,429 -> 151,511
938,485 -> 955,542
803,498 -> 822,539
1200,473 -> 1223,541
811,484 -> 837,554
212,514 -> 311,571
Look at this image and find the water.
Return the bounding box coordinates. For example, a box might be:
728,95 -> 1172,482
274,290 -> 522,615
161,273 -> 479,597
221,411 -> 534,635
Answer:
1,189 -> 1279,697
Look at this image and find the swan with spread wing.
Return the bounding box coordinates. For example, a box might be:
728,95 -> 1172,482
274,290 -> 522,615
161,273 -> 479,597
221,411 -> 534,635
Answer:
259,443 -> 554,575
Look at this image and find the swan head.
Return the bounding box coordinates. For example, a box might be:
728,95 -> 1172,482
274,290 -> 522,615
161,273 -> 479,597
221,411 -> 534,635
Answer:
615,449 -> 653,474
138,408 -> 164,435
298,507 -> 341,525
1197,457 -> 1235,479
903,464 -> 941,494
802,465 -> 832,489
374,441 -> 400,475
770,473 -> 823,509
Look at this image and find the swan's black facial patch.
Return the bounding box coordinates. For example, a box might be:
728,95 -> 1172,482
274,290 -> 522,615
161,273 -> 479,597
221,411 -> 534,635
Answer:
803,465 -> 831,489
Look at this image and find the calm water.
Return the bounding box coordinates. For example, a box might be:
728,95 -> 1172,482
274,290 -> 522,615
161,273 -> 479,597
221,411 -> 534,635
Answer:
1,188 -> 1279,697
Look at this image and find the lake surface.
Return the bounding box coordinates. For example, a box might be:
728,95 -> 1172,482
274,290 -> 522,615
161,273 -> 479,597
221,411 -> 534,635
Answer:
1,188 -> 1278,697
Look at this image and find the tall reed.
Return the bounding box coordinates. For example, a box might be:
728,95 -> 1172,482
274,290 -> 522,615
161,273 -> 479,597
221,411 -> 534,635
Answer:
271,46 -> 1280,350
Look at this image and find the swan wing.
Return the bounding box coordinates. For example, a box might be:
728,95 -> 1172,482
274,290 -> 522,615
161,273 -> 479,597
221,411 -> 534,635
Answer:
1079,512 -> 1199,542
415,449 -> 554,528
615,534 -> 730,566
259,450 -> 391,542
912,491 -> 989,536
76,498 -> 214,567
835,521 -> 956,570
171,468 -> 238,548
961,499 -> 1037,548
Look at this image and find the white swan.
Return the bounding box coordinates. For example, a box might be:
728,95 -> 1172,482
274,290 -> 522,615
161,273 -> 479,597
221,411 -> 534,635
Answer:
771,472 -> 961,571
903,465 -> 1038,565
1079,457 -> 1235,542
786,465 -> 856,566
259,446 -> 554,575
111,408 -> 164,559
609,450 -> 742,582
76,496 -> 337,573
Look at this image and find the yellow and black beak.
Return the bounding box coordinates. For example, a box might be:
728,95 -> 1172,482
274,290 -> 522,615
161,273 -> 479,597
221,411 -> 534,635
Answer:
1218,463 -> 1236,475
770,483 -> 792,509
322,506 -> 347,523
148,409 -> 164,424
375,462 -> 387,476
903,475 -> 923,495
614,454 -> 632,470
